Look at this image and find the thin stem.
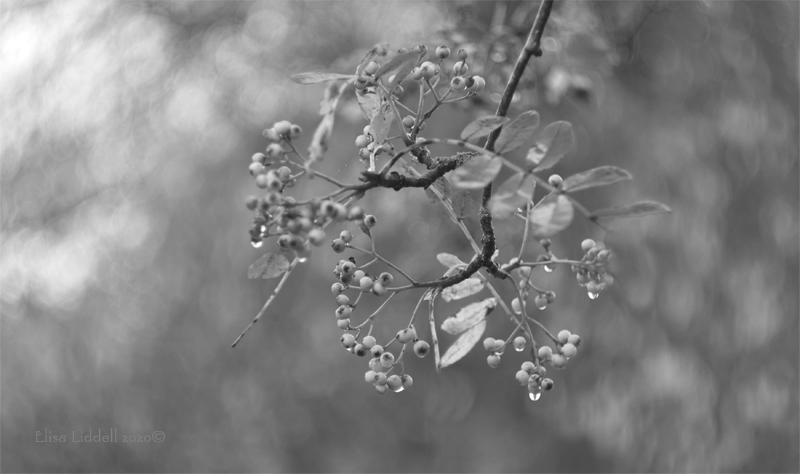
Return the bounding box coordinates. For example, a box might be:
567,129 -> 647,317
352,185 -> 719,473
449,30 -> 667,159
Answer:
232,258 -> 298,347
353,292 -> 397,329
346,244 -> 417,284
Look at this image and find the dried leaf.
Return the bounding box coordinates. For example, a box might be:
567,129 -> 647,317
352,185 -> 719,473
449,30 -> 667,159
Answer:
439,320 -> 486,369
441,298 -> 497,335
562,166 -> 633,192
437,253 -> 467,269
290,72 -> 353,84
451,191 -> 474,220
441,278 -> 485,302
247,253 -> 290,279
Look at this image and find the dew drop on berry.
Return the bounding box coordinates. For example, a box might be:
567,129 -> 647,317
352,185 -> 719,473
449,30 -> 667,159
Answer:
391,385 -> 405,393
297,256 -> 308,263
544,264 -> 554,273
515,345 -> 524,353
588,291 -> 599,300
251,240 -> 263,248
528,391 -> 541,401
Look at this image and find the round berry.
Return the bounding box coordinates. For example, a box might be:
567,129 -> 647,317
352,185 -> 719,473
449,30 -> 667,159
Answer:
368,357 -> 381,372
413,340 -> 430,358
538,346 -> 553,360
245,195 -> 258,210
511,298 -> 522,314
331,282 -> 345,296
362,335 -> 376,349
548,174 -> 563,187
516,369 -> 531,385
339,230 -> 353,243
378,272 -> 394,285
567,334 -> 581,347
386,374 -> 402,392
347,206 -> 365,221
396,327 -> 416,344
249,162 -> 266,177
372,281 -> 387,296
355,135 -> 369,148
353,343 -> 367,357
335,304 -> 352,319
557,329 -> 571,344
581,238 -> 596,252
289,124 -> 302,139
336,318 -> 349,329
335,294 -> 350,306
375,384 -> 388,394
363,215 -> 377,228
331,239 -> 346,253
364,60 -> 380,76
513,336 -> 526,351
277,166 -> 292,181
380,352 -> 395,368
266,143 -> 284,159
370,344 -> 384,357
545,291 -> 556,304
352,270 -> 365,281
401,374 -> 413,389
561,342 -> 578,358
402,115 -> 416,128
436,45 -> 450,59
493,339 -> 505,353
340,333 -> 356,348
332,204 -> 348,222
410,67 -> 424,81
341,261 -> 355,276
541,378 -> 554,391
521,361 -> 536,374
483,337 -> 496,351
358,147 -> 370,160
255,174 -> 268,189
251,152 -> 267,164
365,370 -> 377,384
450,76 -> 467,91
487,353 -> 501,368
308,228 -> 326,247
457,48 -> 468,60
374,372 -> 387,386
359,276 -> 373,292
470,76 -> 485,92
262,128 -> 281,142
453,61 -> 468,75
273,120 -> 292,136
551,353 -> 567,369
534,294 -> 548,310
420,61 -> 436,79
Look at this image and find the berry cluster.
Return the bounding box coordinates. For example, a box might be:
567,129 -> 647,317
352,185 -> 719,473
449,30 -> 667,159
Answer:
571,238 -> 614,299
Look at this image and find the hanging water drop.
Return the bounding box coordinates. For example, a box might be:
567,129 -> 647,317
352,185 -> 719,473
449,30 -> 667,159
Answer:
392,386 -> 405,393
528,390 -> 541,401
588,291 -> 599,300
251,240 -> 263,248
260,225 -> 267,233
544,265 -> 554,273
515,345 -> 524,352
297,256 -> 308,263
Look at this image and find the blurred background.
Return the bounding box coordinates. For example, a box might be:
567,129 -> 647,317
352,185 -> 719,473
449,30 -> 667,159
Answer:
1,0 -> 798,472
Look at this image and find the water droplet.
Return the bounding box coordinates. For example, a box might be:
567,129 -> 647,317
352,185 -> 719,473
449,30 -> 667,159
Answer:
528,391 -> 541,401
588,292 -> 599,300
251,240 -> 263,248
260,225 -> 267,233
298,257 -> 308,263
392,386 -> 405,393
544,265 -> 554,273
515,346 -> 524,352
536,303 -> 547,311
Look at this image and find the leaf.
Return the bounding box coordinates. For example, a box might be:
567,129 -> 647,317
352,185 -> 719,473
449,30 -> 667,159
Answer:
431,176 -> 452,201
437,253 -> 466,269
375,45 -> 427,85
460,116 -> 510,141
369,93 -> 394,144
308,81 -> 348,164
527,194 -> 574,238
247,253 -> 290,279
494,110 -> 540,154
526,121 -> 574,171
441,278 -> 485,302
450,153 -> 502,189
591,201 -> 671,220
451,191 -> 474,220
487,173 -> 536,219
439,320 -> 486,369
290,72 -> 353,84
441,298 -> 496,334
356,89 -> 381,122
562,166 -> 633,192
356,43 -> 389,77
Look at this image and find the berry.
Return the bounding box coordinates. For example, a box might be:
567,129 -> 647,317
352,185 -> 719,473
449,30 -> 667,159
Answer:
561,342 -> 578,358
273,120 -> 292,136
545,291 -> 556,304
374,372 -> 387,386
396,327 -> 416,344
410,67 -> 424,81
340,261 -> 355,276
331,282 -> 345,295
363,125 -> 371,135
551,353 -> 567,369
359,276 -> 373,292
245,196 -> 258,210
453,61 -> 468,75
331,239 -> 346,253
420,61 -> 436,79
375,384 -> 388,394
487,354 -> 501,368
266,173 -> 282,191
352,270 -> 365,281
377,273 -> 393,285
513,336 -> 526,351
308,228 -> 326,247
249,162 -> 266,177
358,147 -> 370,160
370,344 -> 384,357
483,337 -> 496,351
355,135 -> 369,148
353,344 -> 367,357
516,370 -> 531,385
332,204 -> 348,222
402,115 -> 416,128
266,143 -> 284,159
467,75 -> 485,92
363,60 -> 379,76
541,378 -> 554,391
347,206 -> 365,221
457,48 -> 468,60
278,234 -> 292,251
511,298 -> 522,314
386,374 -> 402,392
289,124 -> 302,139
335,294 -> 350,306
363,215 -> 377,228
335,305 -> 352,319
538,346 -> 553,360
380,352 -> 394,368
364,370 -> 377,384
493,339 -> 505,353
251,152 -> 267,164
340,333 -> 356,348
337,318 -> 350,329
567,334 -> 581,346
521,361 -> 536,374
255,174 -> 269,189
362,335 -> 376,349
339,230 -> 353,243
581,238 -> 596,252
368,358 -> 381,372
401,374 -> 413,389
372,281 -> 387,296
557,329 -> 571,344
413,340 -> 430,358
262,128 -> 281,142
450,76 -> 467,91
277,166 -> 292,181
548,174 -> 563,187
436,45 -> 450,59
534,294 -> 548,310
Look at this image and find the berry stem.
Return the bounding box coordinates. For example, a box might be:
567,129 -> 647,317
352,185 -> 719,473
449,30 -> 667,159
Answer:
428,295 -> 441,371
353,291 -> 397,329
346,244 -> 417,285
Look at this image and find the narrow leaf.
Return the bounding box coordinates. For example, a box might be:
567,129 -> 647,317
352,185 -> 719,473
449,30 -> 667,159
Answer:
494,110 -> 540,154
441,278 -> 485,302
290,72 -> 353,84
563,166 -> 633,192
247,253 -> 291,279
487,173 -> 536,219
591,201 -> 671,220
451,191 -> 474,220
369,93 -> 394,144
356,89 -> 381,121
431,176 -> 452,201
526,121 -> 574,171
460,116 -> 510,141
527,194 -> 575,238
450,153 -> 502,189
439,320 -> 486,369
441,298 -> 497,335
437,253 -> 466,269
